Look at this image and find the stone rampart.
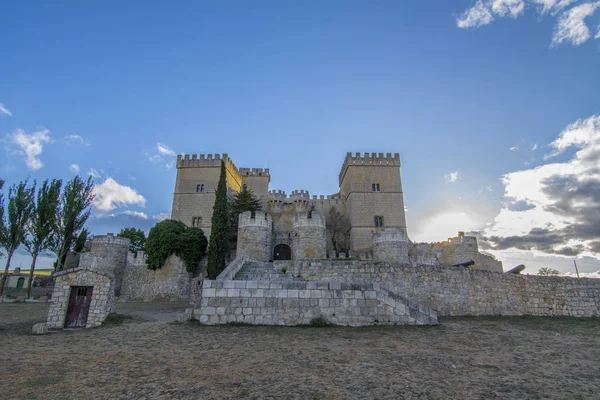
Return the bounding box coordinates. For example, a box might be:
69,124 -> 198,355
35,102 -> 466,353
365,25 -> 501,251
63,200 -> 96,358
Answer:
86,234 -> 130,295
373,228 -> 409,263
120,254 -> 192,301
193,279 -> 437,326
269,260 -> 600,317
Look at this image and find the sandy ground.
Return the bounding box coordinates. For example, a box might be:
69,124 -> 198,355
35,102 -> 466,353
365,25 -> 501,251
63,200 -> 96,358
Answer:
1,302 -> 599,399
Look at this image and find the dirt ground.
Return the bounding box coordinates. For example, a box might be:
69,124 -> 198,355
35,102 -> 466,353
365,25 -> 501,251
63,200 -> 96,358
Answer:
1,302 -> 599,400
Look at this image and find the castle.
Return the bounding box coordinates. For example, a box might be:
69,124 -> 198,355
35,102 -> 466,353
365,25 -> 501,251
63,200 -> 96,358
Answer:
43,151 -> 600,329
171,152 -> 501,270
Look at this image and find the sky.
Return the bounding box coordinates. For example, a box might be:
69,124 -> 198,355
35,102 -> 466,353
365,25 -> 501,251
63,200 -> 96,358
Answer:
1,0 -> 599,276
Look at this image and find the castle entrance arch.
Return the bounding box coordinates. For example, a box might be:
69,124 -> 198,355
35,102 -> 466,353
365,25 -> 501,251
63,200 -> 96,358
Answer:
273,244 -> 291,261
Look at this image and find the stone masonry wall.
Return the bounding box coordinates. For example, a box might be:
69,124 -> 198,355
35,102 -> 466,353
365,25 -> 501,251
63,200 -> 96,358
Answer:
47,267 -> 115,328
373,228 -> 409,263
292,212 -> 326,259
269,260 -> 600,317
237,211 -> 272,262
120,253 -> 192,301
193,279 -> 437,326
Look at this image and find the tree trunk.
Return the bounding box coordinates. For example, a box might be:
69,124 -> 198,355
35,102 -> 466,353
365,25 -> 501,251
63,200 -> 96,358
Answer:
26,253 -> 38,299
0,252 -> 14,297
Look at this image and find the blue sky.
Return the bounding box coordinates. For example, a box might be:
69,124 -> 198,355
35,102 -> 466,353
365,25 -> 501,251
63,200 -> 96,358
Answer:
1,1 -> 599,275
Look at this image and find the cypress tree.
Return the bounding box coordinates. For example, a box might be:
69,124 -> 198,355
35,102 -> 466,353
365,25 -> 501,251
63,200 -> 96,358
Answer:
206,160 -> 229,279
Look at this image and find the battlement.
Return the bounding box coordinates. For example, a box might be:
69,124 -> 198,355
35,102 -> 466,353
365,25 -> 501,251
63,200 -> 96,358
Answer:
177,153 -> 240,172
239,167 -> 270,177
268,190 -> 287,200
89,234 -> 130,250
290,189 -> 310,201
238,211 -> 272,228
293,211 -> 325,227
339,152 -> 401,185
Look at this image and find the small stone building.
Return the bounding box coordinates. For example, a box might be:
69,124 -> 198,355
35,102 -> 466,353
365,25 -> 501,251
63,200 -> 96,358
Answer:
46,234 -> 130,329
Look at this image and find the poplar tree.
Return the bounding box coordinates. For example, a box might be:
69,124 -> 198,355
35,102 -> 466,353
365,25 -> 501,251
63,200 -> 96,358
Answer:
206,160 -> 229,279
24,179 -> 62,298
0,180 -> 36,297
52,176 -> 94,270
326,206 -> 351,257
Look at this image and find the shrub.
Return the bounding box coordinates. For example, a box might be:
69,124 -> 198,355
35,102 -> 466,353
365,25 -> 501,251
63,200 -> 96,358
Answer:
146,219 -> 207,272
281,267 -> 287,274
309,315 -> 334,327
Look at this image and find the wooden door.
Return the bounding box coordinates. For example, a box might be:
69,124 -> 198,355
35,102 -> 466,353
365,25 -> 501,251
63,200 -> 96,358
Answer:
64,286 -> 93,328
273,244 -> 291,260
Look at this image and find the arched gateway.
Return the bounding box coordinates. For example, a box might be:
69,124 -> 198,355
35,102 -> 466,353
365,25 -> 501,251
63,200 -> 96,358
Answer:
273,244 -> 291,261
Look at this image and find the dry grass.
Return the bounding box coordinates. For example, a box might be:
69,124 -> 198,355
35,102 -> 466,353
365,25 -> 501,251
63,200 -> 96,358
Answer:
1,303 -> 599,399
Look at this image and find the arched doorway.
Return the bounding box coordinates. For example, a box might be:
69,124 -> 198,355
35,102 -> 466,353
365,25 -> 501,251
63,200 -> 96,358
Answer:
273,244 -> 292,261
16,277 -> 25,289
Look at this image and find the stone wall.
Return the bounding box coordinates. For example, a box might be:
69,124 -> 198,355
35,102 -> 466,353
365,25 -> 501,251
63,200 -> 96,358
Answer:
192,279 -> 437,326
86,234 -> 130,295
237,211 -> 272,261
47,267 -> 115,328
268,260 -> 600,317
120,253 -> 192,301
292,212 -> 326,259
373,228 -> 409,263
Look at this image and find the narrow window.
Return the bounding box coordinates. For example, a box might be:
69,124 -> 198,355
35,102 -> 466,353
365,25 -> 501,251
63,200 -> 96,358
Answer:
376,183 -> 380,192
200,184 -> 205,192
372,183 -> 376,191
192,216 -> 202,227
196,184 -> 201,192
374,216 -> 384,227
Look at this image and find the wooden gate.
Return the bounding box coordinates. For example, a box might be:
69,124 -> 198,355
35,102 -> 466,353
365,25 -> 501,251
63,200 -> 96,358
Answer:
64,286 -> 93,328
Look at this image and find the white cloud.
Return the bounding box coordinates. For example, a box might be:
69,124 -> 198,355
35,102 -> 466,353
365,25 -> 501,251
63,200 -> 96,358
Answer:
69,164 -> 80,174
152,212 -> 170,221
63,134 -> 89,146
157,142 -> 176,156
532,143 -> 538,151
457,0 -> 495,28
445,171 -> 460,183
552,2 -> 600,46
146,142 -> 177,166
8,128 -> 53,170
0,103 -> 12,117
481,114 -> 600,258
92,178 -> 147,213
458,0 -> 600,46
88,168 -> 102,179
123,210 -> 149,219
412,211 -> 486,243
510,145 -> 520,151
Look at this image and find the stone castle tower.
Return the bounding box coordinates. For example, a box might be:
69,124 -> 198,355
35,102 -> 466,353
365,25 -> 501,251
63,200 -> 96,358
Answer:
171,152 -> 408,260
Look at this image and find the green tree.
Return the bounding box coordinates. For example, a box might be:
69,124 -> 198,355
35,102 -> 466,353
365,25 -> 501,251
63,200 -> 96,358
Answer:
206,160 -> 229,279
117,227 -> 146,254
145,219 -> 207,272
24,179 -> 62,299
73,228 -> 89,253
538,267 -> 561,276
0,180 -> 36,297
326,206 -> 350,257
228,185 -> 262,243
52,176 -> 95,270
178,227 -> 208,273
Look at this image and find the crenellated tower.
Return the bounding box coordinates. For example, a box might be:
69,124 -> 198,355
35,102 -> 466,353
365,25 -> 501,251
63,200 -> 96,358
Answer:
171,154 -> 243,239
339,152 -> 407,254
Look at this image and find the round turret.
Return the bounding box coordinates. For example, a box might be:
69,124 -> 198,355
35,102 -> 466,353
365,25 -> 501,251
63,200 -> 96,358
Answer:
292,212 -> 326,259
373,228 -> 409,263
237,211 -> 273,261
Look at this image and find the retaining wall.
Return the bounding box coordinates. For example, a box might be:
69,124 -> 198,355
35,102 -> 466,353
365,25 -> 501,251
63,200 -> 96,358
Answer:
192,279 -> 437,326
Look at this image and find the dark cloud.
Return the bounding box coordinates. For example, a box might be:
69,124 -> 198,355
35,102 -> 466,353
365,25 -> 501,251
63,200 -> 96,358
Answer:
505,200 -> 536,212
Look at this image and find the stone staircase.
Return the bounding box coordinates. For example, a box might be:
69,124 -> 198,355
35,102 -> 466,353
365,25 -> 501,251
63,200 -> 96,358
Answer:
234,261 -> 291,281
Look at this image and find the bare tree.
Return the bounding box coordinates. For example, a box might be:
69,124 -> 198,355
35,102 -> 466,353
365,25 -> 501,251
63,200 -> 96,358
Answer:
0,180 -> 36,297
326,206 -> 350,257
24,179 -> 62,298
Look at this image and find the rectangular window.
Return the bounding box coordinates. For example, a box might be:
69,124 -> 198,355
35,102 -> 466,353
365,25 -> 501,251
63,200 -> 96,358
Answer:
374,216 -> 384,227
192,217 -> 202,227
196,184 -> 205,193
372,183 -> 381,192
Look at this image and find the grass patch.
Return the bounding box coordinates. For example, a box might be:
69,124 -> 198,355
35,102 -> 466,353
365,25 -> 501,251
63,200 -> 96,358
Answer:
22,376 -> 59,387
102,314 -> 132,326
